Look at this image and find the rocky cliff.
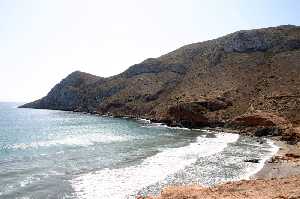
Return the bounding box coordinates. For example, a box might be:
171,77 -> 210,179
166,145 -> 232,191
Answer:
20,25 -> 300,140
22,71 -> 103,111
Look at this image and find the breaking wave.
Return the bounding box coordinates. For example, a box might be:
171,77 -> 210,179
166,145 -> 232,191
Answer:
71,133 -> 239,199
8,133 -> 131,150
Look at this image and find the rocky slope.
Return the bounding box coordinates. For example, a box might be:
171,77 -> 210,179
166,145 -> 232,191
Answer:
22,71 -> 103,111
20,25 -> 300,140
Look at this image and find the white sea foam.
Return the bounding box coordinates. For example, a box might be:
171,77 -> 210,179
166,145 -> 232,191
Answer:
138,118 -> 151,123
142,122 -> 191,131
241,139 -> 279,180
71,133 -> 239,199
214,138 -> 279,184
10,133 -> 130,150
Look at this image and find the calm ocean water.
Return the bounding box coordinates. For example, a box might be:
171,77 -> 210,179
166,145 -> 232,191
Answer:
0,102 -> 278,199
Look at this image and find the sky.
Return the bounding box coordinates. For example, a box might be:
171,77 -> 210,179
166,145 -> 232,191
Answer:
0,0 -> 299,102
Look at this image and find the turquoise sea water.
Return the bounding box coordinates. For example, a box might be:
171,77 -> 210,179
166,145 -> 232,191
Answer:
0,102 -> 277,199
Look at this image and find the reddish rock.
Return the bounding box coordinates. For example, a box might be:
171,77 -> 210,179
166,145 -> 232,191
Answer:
231,111 -> 291,128
144,175 -> 300,199
230,111 -> 298,141
165,98 -> 231,128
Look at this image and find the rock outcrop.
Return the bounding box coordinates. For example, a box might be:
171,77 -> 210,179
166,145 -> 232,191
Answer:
20,25 -> 300,140
229,111 -> 294,139
20,71 -> 103,111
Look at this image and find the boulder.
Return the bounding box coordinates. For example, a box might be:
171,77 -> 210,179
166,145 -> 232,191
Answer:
244,159 -> 260,163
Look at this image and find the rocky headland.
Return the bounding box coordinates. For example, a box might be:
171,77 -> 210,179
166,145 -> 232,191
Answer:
21,25 -> 300,143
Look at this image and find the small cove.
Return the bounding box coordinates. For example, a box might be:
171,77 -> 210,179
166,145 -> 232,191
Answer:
0,102 -> 277,199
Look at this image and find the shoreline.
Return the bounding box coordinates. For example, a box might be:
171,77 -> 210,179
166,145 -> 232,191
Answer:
53,111 -> 300,197
16,108 -> 300,198
143,139 -> 300,199
253,139 -> 300,179
137,116 -> 300,183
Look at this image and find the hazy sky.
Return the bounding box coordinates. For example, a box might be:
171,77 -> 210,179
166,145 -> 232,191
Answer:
0,0 -> 299,102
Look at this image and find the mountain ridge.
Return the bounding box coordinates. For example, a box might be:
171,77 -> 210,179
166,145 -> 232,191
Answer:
20,25 -> 300,141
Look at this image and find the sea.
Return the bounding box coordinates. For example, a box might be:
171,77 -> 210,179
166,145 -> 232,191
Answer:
0,102 -> 278,199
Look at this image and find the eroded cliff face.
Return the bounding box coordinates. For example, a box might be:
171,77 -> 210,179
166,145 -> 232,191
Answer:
20,25 -> 300,140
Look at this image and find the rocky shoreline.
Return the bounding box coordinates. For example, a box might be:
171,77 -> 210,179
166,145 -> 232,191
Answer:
68,111 -> 300,198
138,114 -> 300,198
112,110 -> 300,145
93,112 -> 300,198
